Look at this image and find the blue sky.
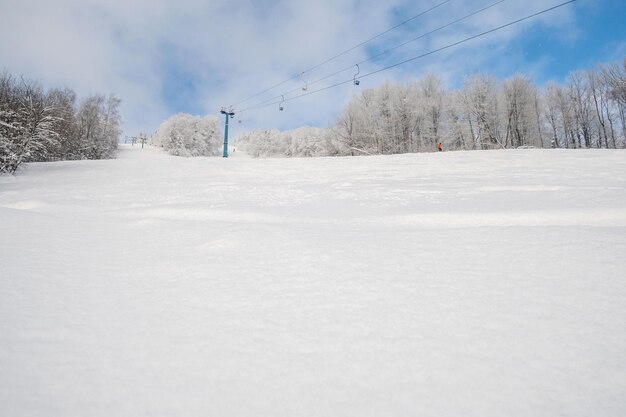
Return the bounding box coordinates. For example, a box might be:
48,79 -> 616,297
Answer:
503,1 -> 626,85
1,0 -> 624,137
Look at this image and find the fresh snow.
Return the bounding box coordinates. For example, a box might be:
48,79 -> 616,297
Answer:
1,145 -> 625,416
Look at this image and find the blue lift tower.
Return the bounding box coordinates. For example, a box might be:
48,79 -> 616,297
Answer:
220,108 -> 235,158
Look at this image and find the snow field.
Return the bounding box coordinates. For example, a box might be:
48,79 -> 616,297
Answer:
1,146 -> 625,416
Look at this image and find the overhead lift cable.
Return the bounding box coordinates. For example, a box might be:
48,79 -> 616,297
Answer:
240,0 -> 507,111
237,0 -> 576,113
229,0 -> 453,108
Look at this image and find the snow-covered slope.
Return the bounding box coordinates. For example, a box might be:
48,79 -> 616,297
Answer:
1,146 -> 625,417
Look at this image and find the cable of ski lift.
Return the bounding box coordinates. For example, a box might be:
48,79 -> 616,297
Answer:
236,0 -> 508,112
228,0 -> 453,108
237,0 -> 576,113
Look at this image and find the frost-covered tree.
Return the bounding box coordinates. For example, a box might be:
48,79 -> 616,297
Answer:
1,73 -> 121,173
1,75 -> 59,172
503,75 -> 536,148
544,84 -> 564,148
153,113 -> 221,157
567,72 -> 594,148
335,81 -> 426,155
588,62 -> 626,149
445,90 -> 471,150
240,129 -> 280,157
286,127 -> 331,157
334,100 -> 360,155
76,94 -> 121,159
460,74 -> 503,150
601,60 -> 626,145
46,87 -> 79,159
389,81 -> 420,153
240,127 -> 342,158
588,68 -> 613,148
420,74 -> 444,150
557,85 -> 578,149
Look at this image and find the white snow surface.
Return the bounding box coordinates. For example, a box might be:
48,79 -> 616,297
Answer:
1,145 -> 625,416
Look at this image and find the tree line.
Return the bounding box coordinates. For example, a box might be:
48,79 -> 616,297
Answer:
239,58 -> 626,157
0,73 -> 121,173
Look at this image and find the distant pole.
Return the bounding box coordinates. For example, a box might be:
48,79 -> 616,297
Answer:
132,136 -> 145,148
223,114 -> 229,158
220,108 -> 235,158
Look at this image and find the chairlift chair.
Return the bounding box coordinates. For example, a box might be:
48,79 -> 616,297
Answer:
300,72 -> 308,91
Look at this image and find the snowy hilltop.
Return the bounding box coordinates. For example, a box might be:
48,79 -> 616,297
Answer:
1,146 -> 625,416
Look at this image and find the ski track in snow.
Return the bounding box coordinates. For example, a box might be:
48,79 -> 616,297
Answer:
1,145 -> 625,417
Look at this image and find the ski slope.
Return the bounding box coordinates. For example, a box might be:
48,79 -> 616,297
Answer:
1,145 -> 625,417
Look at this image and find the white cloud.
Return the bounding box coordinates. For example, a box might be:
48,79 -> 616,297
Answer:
0,0 -> 584,137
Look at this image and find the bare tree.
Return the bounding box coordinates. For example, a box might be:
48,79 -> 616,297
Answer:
503,75 -> 536,148
544,84 -> 563,148
461,75 -> 503,149
420,73 -> 444,151
600,60 -> 626,146
567,72 -> 595,148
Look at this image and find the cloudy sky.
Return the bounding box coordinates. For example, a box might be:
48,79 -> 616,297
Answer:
1,0 -> 624,137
